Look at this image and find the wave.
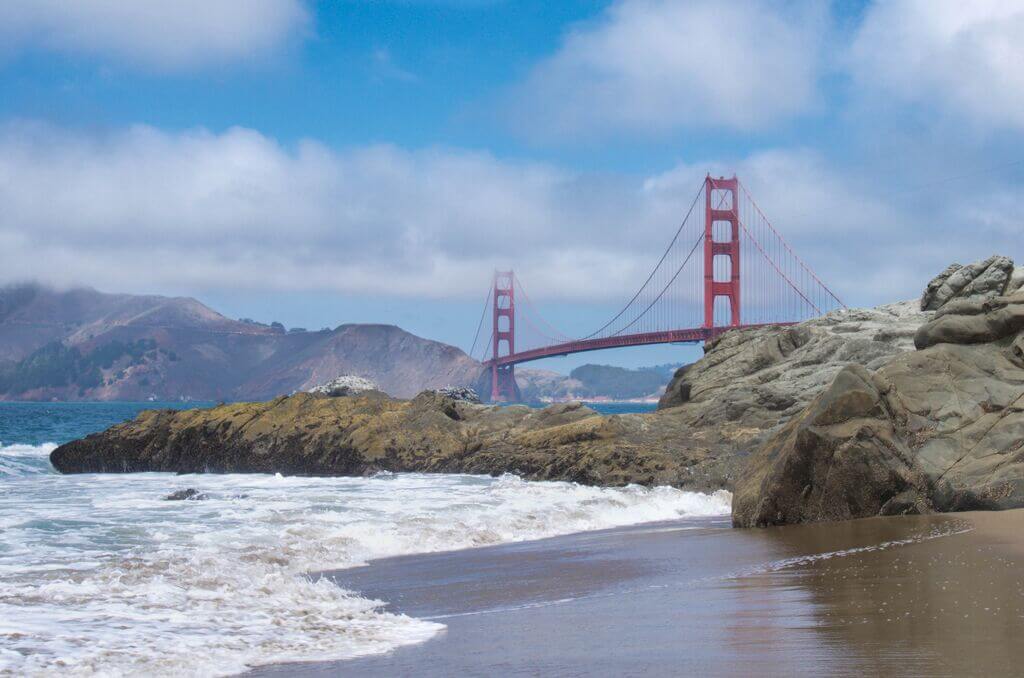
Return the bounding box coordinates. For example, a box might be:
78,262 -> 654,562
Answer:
0,442 -> 57,477
0,464 -> 730,676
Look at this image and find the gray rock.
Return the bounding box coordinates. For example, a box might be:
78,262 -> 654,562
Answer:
921,255 -> 1015,311
165,488 -> 207,501
307,375 -> 380,398
1008,266 -> 1024,295
731,365 -> 936,527
734,286 -> 1024,527
915,290 -> 1024,349
430,386 -> 481,403
657,300 -> 928,458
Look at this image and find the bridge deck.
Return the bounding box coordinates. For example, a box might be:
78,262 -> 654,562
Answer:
483,323 -> 794,367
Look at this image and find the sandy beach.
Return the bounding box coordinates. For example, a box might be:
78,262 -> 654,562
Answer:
251,510 -> 1024,677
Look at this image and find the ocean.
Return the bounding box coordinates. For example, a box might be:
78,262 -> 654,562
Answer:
0,400 -> 730,676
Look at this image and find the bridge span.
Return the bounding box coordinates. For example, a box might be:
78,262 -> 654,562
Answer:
469,175 -> 844,401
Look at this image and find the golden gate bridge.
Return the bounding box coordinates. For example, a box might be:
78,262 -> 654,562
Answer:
468,175 -> 845,401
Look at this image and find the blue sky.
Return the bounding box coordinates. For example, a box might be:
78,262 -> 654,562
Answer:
1,0 -> 1022,371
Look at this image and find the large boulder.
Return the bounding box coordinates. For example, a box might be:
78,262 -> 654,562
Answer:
732,365 -> 935,527
915,291 -> 1024,349
734,288 -> 1024,527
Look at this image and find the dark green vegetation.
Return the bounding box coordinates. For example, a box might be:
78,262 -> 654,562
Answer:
51,392 -> 739,492
0,339 -> 169,396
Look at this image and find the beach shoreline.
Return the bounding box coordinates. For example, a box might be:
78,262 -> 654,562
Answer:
251,509 -> 1024,677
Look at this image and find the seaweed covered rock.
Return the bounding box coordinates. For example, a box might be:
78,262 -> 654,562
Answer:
50,392 -> 743,492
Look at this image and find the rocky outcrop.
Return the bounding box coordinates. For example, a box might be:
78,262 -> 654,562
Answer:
914,293 -> 1024,350
50,392 -> 742,492
734,287 -> 1024,527
1009,266 -> 1024,295
657,300 -> 928,458
48,255 -> 1024,527
307,375 -> 380,397
920,255 -> 1015,311
731,365 -> 936,527
430,386 -> 481,403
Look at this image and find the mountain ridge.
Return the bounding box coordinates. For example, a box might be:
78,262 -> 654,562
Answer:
0,284 -> 482,401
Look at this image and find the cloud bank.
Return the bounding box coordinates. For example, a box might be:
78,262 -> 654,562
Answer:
0,0 -> 309,70
1,122 -> 1019,308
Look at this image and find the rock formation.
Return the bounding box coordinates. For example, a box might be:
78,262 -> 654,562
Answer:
307,375 -> 380,397
48,255 -> 1024,531
657,300 -> 928,455
920,255 -> 1015,311
734,284 -> 1024,527
430,386 -> 481,403
51,392 -> 742,492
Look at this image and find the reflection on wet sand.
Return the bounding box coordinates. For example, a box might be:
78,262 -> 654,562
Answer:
252,511 -> 1024,677
790,518 -> 1015,675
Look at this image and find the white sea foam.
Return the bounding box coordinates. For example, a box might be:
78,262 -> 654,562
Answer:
0,442 -> 57,477
0,443 -> 731,676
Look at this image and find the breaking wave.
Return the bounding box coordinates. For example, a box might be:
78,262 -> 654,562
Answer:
0,443 -> 730,676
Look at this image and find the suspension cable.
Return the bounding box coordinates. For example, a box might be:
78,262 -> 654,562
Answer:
611,233 -> 705,337
468,286 -> 493,360
738,181 -> 845,308
579,182 -> 705,340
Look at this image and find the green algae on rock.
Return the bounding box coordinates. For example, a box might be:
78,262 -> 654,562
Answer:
50,392 -> 741,493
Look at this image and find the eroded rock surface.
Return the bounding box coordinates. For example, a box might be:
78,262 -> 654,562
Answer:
657,300 -> 928,454
920,255 -> 1015,311
734,288 -> 1024,527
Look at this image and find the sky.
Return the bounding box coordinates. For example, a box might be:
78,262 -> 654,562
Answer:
1,0 -> 1023,372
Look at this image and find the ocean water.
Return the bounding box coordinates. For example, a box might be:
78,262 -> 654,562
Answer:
0,402 -> 729,676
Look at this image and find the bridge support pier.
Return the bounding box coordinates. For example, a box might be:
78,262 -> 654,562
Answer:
490,364 -> 519,402
703,175 -> 741,329
490,271 -> 520,402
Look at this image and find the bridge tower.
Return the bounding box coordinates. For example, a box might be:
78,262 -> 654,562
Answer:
703,175 -> 740,328
490,270 -> 520,402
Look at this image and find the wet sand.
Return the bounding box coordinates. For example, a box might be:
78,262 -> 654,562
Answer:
251,510 -> 1024,677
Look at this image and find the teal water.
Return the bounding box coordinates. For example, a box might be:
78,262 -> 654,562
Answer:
0,400 -> 655,448
585,402 -> 657,416
0,401 -> 212,446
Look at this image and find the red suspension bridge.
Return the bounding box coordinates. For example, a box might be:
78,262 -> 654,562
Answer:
468,175 -> 845,402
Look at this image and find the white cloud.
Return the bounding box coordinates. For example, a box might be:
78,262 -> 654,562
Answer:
849,0 -> 1024,130
507,0 -> 826,139
0,122 -> 671,300
0,122 -> 1019,311
0,0 -> 309,70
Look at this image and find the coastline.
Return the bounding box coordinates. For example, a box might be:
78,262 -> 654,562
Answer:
251,509 -> 1024,677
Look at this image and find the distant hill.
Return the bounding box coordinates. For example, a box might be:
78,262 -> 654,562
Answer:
0,284 -> 483,401
568,364 -> 676,400
515,362 -> 681,402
